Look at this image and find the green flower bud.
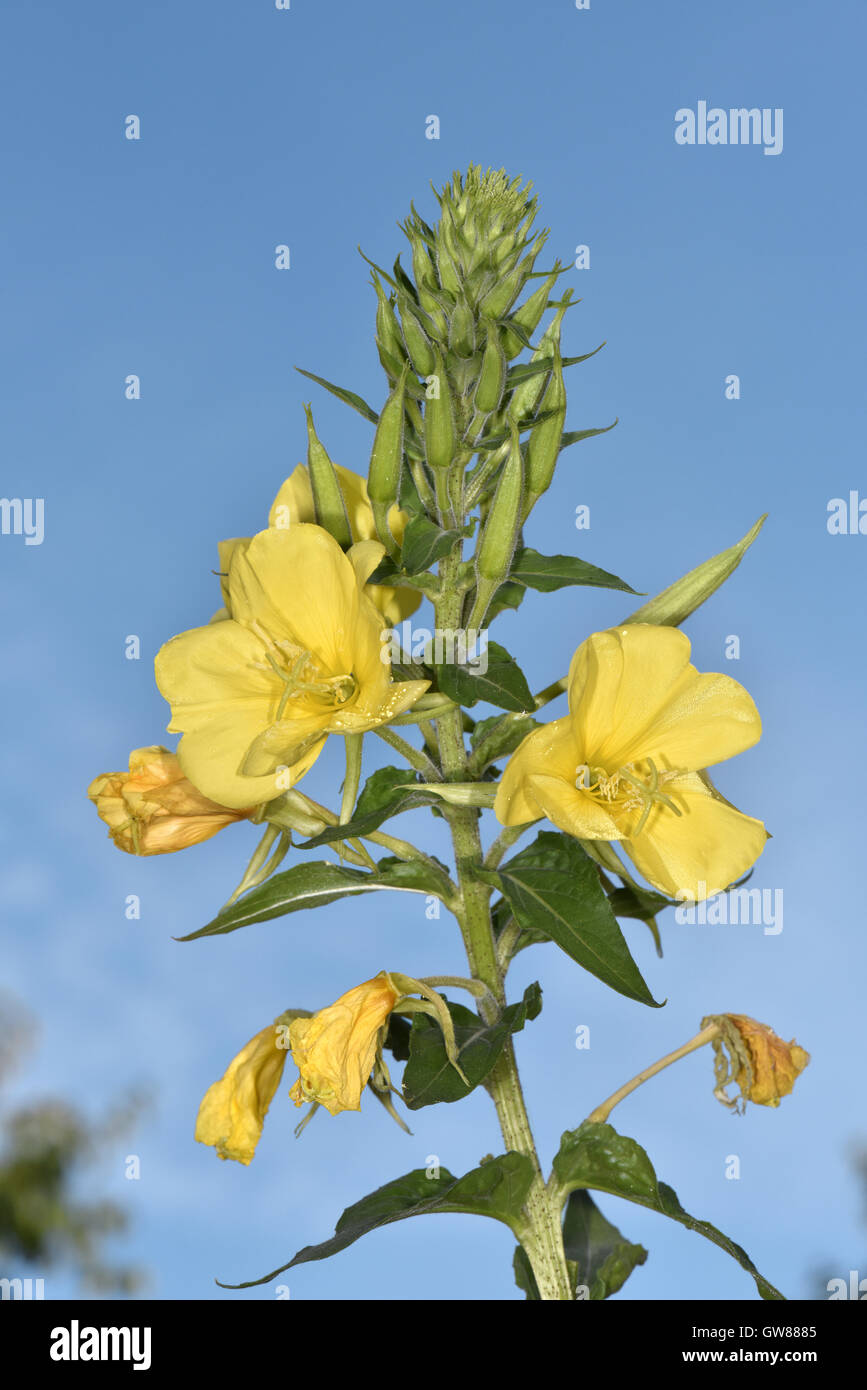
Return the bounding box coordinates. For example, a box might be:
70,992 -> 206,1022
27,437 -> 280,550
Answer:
449,295 -> 476,357
478,234 -> 547,321
501,264 -> 563,360
373,272 -> 407,366
399,298 -> 436,377
470,418 -> 524,627
623,516 -> 767,627
424,350 -> 457,473
509,295 -> 571,423
474,326 -> 508,415
368,365 -> 409,558
522,341 -> 566,519
303,404 -> 352,548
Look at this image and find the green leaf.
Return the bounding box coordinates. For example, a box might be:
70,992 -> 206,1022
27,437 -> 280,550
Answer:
219,1153 -> 536,1287
563,1190 -> 647,1299
485,832 -> 661,1006
399,514 -> 467,573
552,1122 -> 784,1300
607,884 -> 674,923
402,983 -> 542,1109
435,640 -> 534,712
560,421 -> 618,450
505,346 -> 604,391
181,856 -> 451,942
511,547 -> 637,596
486,579 -> 526,620
294,367 -> 379,425
469,712 -> 540,772
512,1244 -> 540,1300
298,767 -> 440,848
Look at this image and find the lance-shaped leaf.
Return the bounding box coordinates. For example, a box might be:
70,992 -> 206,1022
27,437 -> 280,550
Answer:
180,856 -> 452,942
297,767 -> 443,849
510,547 -> 637,596
402,983 -> 542,1109
435,640 -> 534,713
469,712 -> 540,771
399,514 -> 468,573
551,1122 -> 784,1300
219,1153 -> 536,1287
512,1190 -> 646,1301
483,832 -> 661,1006
563,1190 -> 648,1299
294,367 -> 379,425
560,421 -> 618,450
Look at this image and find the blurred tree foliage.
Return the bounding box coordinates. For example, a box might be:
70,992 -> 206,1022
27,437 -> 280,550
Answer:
0,993 -> 145,1294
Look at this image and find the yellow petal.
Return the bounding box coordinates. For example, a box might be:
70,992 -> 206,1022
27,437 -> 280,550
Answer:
268,466 -> 420,623
195,1024 -> 288,1165
567,626 -> 696,765
228,526 -> 361,675
623,771 -> 768,900
155,620 -> 282,808
288,972 -> 401,1116
494,717 -> 579,825
216,538 -> 250,612
523,774 -> 625,839
268,465 -> 314,529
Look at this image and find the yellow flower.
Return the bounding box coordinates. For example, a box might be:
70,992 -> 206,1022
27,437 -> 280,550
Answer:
155,524 -> 428,809
704,1013 -> 810,1110
269,464 -> 420,625
494,625 -> 767,900
195,1022 -> 289,1164
288,972 -> 402,1116
87,746 -> 251,855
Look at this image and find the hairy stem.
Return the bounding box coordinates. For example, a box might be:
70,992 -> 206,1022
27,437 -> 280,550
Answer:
434,552 -> 572,1301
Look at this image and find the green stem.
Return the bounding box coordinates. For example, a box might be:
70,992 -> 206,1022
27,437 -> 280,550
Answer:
483,822 -> 532,872
375,726 -> 442,781
434,553 -> 572,1301
340,734 -> 363,824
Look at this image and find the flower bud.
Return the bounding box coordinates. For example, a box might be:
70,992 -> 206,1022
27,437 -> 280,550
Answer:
702,1013 -> 810,1110
448,295 -> 476,358
501,265 -> 563,360
372,271 -> 407,368
475,419 -> 524,586
624,517 -> 767,628
522,340 -> 566,519
303,404 -> 353,548
88,747 -> 251,856
398,297 -> 436,377
424,349 -> 457,472
368,365 -> 408,557
509,293 -> 571,423
474,325 -> 508,415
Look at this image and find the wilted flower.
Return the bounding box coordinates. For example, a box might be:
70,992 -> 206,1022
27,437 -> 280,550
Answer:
155,525 -> 428,809
288,972 -> 403,1116
703,1013 -> 810,1110
195,1022 -> 289,1164
494,625 -> 767,900
87,746 -> 250,855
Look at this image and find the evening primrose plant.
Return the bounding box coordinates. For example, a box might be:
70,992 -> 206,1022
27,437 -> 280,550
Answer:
88,167 -> 808,1301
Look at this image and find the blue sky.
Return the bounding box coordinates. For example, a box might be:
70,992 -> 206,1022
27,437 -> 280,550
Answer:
1,0 -> 864,1300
